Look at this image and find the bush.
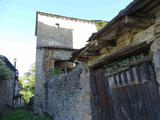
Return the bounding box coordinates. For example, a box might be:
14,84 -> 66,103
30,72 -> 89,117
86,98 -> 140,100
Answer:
49,67 -> 62,77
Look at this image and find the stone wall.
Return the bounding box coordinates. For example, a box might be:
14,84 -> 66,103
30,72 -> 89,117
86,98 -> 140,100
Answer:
50,49 -> 73,60
151,10 -> 160,93
37,22 -> 73,49
0,60 -> 15,113
37,13 -> 97,49
34,48 -> 46,112
34,48 -> 74,112
42,65 -> 92,120
0,80 -> 8,112
0,80 -> 14,106
35,12 -> 97,114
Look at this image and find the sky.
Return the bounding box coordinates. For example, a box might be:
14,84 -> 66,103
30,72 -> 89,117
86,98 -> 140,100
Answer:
0,0 -> 133,76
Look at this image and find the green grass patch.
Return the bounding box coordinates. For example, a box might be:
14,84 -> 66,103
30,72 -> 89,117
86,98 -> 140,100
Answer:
2,108 -> 52,120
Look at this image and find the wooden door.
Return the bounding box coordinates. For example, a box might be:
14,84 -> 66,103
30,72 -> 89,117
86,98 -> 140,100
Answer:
94,62 -> 160,120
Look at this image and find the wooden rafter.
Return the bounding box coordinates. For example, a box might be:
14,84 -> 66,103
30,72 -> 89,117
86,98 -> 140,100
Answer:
99,15 -> 154,41
84,51 -> 100,56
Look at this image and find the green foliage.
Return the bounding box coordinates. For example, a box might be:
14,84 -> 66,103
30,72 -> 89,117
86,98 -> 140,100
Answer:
2,108 -> 52,120
105,53 -> 147,68
49,67 -> 62,77
95,21 -> 108,31
19,64 -> 35,103
0,60 -> 9,80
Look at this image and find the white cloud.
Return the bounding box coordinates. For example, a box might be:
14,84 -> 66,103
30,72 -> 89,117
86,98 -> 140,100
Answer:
0,40 -> 36,76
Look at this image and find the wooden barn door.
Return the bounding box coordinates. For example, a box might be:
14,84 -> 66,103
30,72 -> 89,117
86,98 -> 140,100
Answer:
94,61 -> 160,120
94,69 -> 114,120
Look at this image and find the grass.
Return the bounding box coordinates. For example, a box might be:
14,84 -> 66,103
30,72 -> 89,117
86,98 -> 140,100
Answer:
2,108 -> 52,120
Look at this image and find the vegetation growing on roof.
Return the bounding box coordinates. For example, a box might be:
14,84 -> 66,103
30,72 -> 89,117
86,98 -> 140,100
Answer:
95,21 -> 108,31
0,60 -> 9,80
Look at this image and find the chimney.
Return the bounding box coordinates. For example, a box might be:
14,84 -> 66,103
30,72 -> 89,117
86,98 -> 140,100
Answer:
14,58 -> 17,69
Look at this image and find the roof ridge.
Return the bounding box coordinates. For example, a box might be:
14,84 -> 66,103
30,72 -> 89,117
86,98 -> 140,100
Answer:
0,55 -> 17,72
37,11 -> 96,23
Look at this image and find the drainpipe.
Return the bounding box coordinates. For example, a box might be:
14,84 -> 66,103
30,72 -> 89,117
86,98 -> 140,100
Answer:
14,59 -> 16,68
12,59 -> 17,107
65,60 -> 68,74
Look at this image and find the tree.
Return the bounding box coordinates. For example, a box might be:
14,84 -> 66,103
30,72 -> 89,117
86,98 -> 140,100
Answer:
19,64 -> 35,102
0,61 -> 9,80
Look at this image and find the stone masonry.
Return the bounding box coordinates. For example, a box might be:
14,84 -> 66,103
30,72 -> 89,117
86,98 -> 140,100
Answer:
0,56 -> 17,113
34,11 -> 97,115
71,1 -> 160,119
35,1 -> 160,119
151,10 -> 160,93
43,65 -> 92,120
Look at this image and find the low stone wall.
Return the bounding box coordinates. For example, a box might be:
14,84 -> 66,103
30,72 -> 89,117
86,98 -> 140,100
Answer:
0,80 -> 7,113
0,58 -> 15,113
43,65 -> 92,120
0,79 -> 14,112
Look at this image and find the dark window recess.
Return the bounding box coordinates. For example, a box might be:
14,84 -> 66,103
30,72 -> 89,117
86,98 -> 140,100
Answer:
55,23 -> 60,28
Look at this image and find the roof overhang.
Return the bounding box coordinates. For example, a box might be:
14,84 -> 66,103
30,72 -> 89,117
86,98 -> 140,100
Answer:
88,0 -> 157,41
0,55 -> 17,72
72,0 -> 160,63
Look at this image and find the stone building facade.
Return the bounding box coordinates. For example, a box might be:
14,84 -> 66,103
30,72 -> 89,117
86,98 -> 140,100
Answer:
72,0 -> 160,119
0,56 -> 18,114
34,11 -> 97,115
35,0 -> 160,119
43,64 -> 92,120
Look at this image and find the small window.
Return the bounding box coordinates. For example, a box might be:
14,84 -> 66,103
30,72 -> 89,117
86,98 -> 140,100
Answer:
55,23 -> 60,28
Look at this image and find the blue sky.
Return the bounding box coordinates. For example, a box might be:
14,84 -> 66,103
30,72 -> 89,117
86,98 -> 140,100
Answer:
0,0 -> 133,75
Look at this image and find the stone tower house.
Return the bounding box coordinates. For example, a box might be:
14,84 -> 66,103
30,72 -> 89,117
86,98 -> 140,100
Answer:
34,11 -> 97,112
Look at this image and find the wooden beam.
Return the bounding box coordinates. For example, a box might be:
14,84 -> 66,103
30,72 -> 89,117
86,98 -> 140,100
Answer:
104,55 -> 152,78
97,40 -> 117,48
89,41 -> 151,69
100,29 -> 117,40
107,40 -> 117,47
84,51 -> 100,56
87,40 -> 117,52
124,16 -> 154,29
99,15 -> 153,41
141,0 -> 160,12
95,40 -> 117,47
77,57 -> 88,62
125,55 -> 152,67
134,12 -> 154,19
99,20 -> 123,40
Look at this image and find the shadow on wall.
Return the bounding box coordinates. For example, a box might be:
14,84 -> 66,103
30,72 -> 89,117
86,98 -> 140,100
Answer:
37,21 -> 73,49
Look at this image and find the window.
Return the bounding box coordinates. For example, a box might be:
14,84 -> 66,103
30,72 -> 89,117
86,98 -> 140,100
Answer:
55,23 -> 60,28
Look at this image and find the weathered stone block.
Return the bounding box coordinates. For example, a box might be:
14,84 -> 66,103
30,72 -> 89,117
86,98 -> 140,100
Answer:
42,66 -> 92,120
